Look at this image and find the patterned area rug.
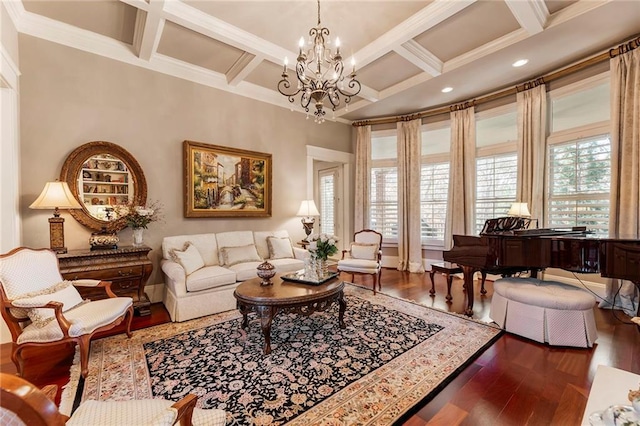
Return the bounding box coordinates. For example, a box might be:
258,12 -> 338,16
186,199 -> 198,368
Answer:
61,284 -> 502,425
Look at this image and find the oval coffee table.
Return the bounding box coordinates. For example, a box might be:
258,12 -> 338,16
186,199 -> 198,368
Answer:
234,275 -> 346,354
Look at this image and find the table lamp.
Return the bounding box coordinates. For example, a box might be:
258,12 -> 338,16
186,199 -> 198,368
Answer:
296,199 -> 320,238
29,181 -> 82,254
507,202 -> 531,217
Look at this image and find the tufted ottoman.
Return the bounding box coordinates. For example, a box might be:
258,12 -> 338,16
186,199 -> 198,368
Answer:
490,277 -> 598,347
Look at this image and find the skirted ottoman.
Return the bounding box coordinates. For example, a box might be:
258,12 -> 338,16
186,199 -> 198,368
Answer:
490,277 -> 598,347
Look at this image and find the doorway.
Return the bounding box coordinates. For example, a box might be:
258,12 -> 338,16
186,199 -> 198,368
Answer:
317,166 -> 341,237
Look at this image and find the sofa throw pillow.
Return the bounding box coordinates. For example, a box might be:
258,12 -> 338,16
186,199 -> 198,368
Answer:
170,242 -> 205,275
220,244 -> 262,266
351,243 -> 379,260
12,281 -> 85,328
267,237 -> 294,259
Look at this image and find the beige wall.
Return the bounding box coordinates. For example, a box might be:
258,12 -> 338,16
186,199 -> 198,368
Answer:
18,35 -> 353,288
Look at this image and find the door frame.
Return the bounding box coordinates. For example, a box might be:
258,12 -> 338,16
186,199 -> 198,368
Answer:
305,146 -> 353,251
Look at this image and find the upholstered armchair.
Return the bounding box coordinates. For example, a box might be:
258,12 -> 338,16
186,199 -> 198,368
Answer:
337,229 -> 383,294
0,247 -> 134,378
0,373 -> 227,426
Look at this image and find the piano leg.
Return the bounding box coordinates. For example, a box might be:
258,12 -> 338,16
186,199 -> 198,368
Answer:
461,265 -> 479,317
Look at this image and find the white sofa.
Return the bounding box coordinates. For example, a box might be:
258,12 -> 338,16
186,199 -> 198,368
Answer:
161,230 -> 307,322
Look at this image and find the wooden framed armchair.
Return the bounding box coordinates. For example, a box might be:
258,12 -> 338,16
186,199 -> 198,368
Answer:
337,229 -> 383,294
0,373 -> 226,426
0,247 -> 134,378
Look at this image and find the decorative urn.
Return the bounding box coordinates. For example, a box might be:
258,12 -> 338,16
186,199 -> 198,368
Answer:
256,260 -> 276,286
89,227 -> 119,251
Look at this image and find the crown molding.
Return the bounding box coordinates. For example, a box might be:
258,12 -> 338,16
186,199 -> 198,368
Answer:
444,28 -> 529,73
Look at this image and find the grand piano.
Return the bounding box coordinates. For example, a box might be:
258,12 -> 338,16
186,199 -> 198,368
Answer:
443,217 -> 640,317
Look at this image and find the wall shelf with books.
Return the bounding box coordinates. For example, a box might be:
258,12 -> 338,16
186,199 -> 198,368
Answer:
77,154 -> 133,220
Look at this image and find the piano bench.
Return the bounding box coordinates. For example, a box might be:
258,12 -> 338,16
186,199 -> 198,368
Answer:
489,278 -> 598,348
428,262 -> 486,301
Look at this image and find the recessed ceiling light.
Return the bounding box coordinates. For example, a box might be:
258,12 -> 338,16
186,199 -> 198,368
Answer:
441,87 -> 453,93
512,59 -> 529,67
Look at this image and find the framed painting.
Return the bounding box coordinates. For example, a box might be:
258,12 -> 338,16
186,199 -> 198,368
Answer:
184,140 -> 272,218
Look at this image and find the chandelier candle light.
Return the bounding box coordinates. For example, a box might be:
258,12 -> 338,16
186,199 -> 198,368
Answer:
277,0 -> 361,123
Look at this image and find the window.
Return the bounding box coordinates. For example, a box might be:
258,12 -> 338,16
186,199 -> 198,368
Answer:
475,107 -> 518,234
548,73 -> 611,236
420,124 -> 450,243
319,170 -> 335,236
476,153 -> 518,234
548,136 -> 610,236
370,131 -> 397,240
420,162 -> 449,241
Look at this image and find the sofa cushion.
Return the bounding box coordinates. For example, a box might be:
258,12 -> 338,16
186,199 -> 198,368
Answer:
220,244 -> 262,267
162,234 -> 219,266
267,236 -> 294,259
228,262 -> 263,281
170,243 -> 205,275
216,231 -> 255,264
186,266 -> 237,292
270,258 -> 305,273
254,230 -> 291,259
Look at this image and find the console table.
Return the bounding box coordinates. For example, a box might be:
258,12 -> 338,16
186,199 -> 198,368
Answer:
57,245 -> 152,316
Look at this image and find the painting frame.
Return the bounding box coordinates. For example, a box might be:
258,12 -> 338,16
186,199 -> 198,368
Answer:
183,140 -> 272,218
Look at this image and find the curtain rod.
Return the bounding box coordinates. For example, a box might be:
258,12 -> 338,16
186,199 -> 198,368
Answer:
352,35 -> 640,127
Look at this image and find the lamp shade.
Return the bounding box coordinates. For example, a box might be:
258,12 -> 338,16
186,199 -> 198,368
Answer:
296,200 -> 320,217
507,202 -> 531,218
29,181 -> 82,210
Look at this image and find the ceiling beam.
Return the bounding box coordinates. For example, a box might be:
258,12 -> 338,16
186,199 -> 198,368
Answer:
394,41 -> 442,76
354,0 -> 476,69
226,53 -> 262,87
504,0 -> 548,35
133,0 -> 165,61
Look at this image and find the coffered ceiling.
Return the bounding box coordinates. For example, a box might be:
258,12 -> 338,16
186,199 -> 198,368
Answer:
4,0 -> 640,124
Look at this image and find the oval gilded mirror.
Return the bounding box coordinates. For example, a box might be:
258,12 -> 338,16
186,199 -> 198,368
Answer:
60,141 -> 147,232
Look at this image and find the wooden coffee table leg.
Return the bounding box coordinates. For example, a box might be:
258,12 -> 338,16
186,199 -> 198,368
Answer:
337,291 -> 346,329
238,303 -> 249,329
257,305 -> 275,355
446,274 -> 453,301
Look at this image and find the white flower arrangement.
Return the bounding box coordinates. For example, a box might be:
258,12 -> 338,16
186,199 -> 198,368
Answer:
306,233 -> 339,260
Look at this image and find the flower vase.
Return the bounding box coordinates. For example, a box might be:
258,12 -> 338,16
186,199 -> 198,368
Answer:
132,228 -> 144,247
317,258 -> 329,278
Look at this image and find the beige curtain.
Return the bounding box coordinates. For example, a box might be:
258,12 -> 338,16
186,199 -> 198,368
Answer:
600,48 -> 640,317
444,107 -> 476,250
354,125 -> 371,232
516,84 -> 547,224
397,119 -> 425,273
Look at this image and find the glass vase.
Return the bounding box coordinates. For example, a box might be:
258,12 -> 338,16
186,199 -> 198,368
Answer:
317,257 -> 329,278
132,228 -> 144,247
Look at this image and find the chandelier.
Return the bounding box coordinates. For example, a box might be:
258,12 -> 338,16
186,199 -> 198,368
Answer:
277,0 -> 361,123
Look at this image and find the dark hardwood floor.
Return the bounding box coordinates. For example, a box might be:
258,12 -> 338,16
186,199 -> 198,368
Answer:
1,270 -> 639,425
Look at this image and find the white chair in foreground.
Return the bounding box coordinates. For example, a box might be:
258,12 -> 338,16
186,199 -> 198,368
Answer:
337,229 -> 383,294
0,247 -> 134,378
0,373 -> 227,426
